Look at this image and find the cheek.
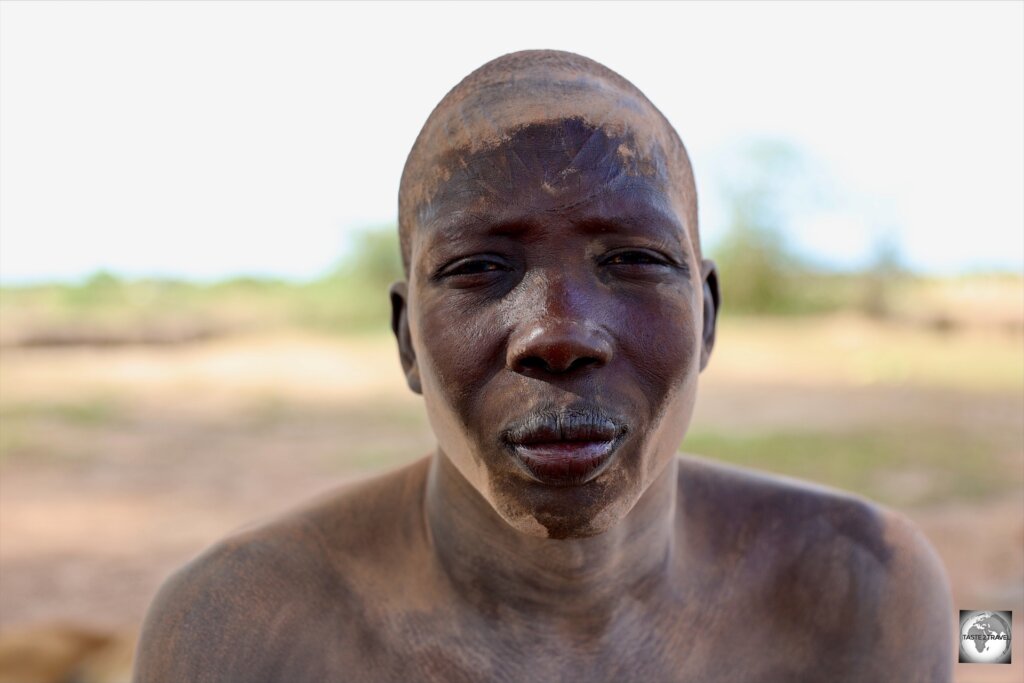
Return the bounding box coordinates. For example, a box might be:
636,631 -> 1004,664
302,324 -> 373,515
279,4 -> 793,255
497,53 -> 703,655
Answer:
411,288 -> 506,433
617,281 -> 701,407
614,281 -> 702,485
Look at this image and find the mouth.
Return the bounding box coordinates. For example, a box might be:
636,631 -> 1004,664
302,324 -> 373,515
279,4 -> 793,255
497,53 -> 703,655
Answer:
501,407 -> 628,486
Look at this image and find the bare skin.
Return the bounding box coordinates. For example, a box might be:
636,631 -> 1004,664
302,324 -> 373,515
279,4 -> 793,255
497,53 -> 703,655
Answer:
133,51 -> 953,682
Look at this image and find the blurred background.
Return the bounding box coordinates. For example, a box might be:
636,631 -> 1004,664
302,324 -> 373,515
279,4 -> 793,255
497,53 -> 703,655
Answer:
1,2 -> 1021,682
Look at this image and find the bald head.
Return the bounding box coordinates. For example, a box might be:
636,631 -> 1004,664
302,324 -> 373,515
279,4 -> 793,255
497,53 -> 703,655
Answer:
398,50 -> 699,273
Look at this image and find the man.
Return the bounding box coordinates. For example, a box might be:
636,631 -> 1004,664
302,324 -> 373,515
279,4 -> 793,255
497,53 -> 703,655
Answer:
134,50 -> 953,682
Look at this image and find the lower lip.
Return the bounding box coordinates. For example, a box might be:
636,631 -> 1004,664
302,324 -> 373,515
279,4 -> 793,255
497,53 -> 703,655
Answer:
510,440 -> 618,486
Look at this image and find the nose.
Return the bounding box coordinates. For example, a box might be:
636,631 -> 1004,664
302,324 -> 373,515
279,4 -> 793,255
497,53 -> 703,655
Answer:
505,272 -> 610,376
508,322 -> 612,375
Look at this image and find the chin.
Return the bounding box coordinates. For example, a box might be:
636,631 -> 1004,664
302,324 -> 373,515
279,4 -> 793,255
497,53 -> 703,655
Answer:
488,468 -> 642,540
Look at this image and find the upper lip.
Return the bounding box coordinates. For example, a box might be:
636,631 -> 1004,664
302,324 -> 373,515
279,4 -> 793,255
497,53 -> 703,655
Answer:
501,406 -> 627,446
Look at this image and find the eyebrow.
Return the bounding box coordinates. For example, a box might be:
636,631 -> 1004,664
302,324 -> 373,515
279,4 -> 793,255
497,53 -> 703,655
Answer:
573,205 -> 688,245
422,193 -> 690,250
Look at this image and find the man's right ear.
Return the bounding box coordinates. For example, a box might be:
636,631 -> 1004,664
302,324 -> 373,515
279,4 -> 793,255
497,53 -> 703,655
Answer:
389,281 -> 422,394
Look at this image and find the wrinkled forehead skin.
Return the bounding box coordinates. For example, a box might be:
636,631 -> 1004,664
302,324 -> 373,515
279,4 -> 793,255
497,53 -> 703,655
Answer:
398,50 -> 699,271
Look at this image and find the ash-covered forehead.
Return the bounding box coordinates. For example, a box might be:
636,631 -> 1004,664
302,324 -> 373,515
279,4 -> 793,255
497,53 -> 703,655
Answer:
398,50 -> 698,272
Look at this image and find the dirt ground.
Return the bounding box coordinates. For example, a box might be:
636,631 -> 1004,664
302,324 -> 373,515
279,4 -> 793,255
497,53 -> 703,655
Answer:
1,321 -> 1021,682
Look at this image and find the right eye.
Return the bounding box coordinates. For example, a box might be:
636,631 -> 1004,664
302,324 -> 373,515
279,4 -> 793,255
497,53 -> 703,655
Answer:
434,256 -> 513,286
444,260 -> 506,276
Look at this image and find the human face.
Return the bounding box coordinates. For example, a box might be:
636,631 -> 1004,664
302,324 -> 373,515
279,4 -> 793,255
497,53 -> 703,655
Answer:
392,118 -> 717,539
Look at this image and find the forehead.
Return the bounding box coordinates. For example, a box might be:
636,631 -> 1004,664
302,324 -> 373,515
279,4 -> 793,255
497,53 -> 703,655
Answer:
399,65 -> 700,270
430,117 -> 671,211
410,117 -> 692,266
405,72 -> 682,203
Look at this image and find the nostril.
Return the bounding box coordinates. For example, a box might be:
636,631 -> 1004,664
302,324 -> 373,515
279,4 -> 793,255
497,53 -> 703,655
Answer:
519,356 -> 549,371
566,356 -> 601,373
514,354 -> 602,375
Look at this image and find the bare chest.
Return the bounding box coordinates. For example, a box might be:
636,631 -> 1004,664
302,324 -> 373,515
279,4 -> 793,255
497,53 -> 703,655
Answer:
263,588 -> 861,683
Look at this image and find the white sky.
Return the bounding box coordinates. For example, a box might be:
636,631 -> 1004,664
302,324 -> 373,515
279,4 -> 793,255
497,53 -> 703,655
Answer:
1,0 -> 1022,283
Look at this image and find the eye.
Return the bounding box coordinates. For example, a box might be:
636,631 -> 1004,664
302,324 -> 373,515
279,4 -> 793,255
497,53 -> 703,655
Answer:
600,249 -> 673,268
434,255 -> 513,286
444,260 -> 506,276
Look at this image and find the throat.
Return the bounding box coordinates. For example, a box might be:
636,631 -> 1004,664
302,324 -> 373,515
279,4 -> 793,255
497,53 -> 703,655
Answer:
423,452 -> 679,621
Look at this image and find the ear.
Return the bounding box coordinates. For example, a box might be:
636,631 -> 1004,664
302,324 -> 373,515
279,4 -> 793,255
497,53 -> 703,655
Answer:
699,259 -> 720,372
389,281 -> 422,394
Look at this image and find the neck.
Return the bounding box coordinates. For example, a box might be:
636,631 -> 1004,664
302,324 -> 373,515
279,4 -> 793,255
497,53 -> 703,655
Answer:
423,451 -> 679,623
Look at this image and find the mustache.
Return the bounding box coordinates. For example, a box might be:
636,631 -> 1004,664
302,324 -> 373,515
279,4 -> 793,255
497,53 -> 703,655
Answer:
501,403 -> 628,445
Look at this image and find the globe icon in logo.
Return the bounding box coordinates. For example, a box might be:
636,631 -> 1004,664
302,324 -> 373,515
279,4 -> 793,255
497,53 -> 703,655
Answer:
959,611 -> 1011,664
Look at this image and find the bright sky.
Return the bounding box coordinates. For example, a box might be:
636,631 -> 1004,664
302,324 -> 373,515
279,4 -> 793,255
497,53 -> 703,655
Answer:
1,1 -> 1021,283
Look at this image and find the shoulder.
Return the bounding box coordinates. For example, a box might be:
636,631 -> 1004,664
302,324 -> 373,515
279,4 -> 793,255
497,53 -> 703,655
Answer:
867,507 -> 954,681
132,519 -> 333,682
677,454 -> 907,567
676,455 -> 953,681
133,457 -> 431,683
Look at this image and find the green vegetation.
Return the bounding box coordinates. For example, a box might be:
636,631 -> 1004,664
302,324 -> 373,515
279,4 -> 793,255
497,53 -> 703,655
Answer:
0,395 -> 122,426
709,139 -> 812,314
683,425 -> 1020,507
707,139 -> 917,317
0,397 -> 124,462
0,228 -> 405,343
292,227 -> 404,332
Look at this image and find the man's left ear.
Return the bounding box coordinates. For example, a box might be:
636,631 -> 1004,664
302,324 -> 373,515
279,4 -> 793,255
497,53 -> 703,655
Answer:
699,259 -> 720,372
389,281 -> 422,394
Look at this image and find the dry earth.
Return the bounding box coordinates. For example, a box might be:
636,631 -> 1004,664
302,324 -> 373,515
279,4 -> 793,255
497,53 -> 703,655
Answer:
1,321 -> 1021,682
